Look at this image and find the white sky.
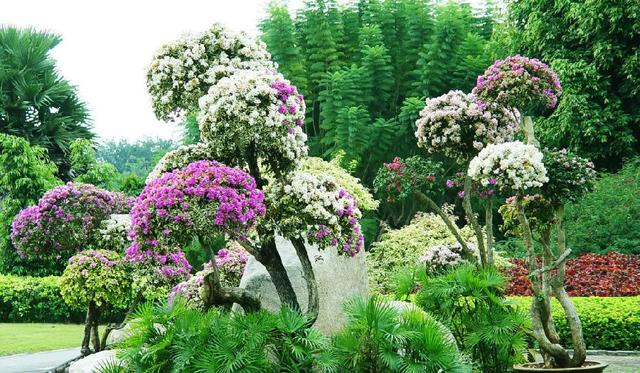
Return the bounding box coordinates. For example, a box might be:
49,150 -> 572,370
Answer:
1,0 -> 485,143
1,0 -> 304,143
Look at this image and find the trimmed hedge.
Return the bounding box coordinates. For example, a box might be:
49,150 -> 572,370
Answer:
0,274 -> 125,323
510,296 -> 640,351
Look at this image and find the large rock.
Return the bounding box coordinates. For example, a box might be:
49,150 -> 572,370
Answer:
68,350 -> 118,373
236,236 -> 368,334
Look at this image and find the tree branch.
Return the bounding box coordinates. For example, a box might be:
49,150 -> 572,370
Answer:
414,191 -> 475,260
463,174 -> 487,266
528,249 -> 571,279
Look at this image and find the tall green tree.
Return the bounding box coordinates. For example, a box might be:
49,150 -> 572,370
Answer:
0,27 -> 93,179
0,134 -> 61,275
259,3 -> 307,91
508,0 -> 640,169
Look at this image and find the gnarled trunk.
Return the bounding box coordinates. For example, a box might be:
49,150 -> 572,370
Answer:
463,174 -> 487,266
291,237 -> 319,323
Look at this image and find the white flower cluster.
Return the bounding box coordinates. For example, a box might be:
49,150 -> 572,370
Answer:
468,141 -> 549,191
415,90 -> 519,163
419,243 -> 468,274
146,143 -> 217,183
146,23 -> 273,120
96,214 -> 131,252
198,70 -> 307,173
267,171 -> 364,256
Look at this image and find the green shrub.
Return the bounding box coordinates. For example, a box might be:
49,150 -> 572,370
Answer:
368,212 -> 476,293
510,296 -> 640,351
565,158 -> 640,255
0,274 -> 125,323
402,265 -> 528,373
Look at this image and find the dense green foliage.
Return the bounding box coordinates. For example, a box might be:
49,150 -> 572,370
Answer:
69,139 -> 119,190
96,138 -> 176,179
368,212 -> 475,293
0,27 -> 93,178
0,274 -> 124,323
397,265 -> 528,373
508,0 -> 640,169
107,296 -> 466,373
511,296 -> 640,351
333,296 -> 469,372
260,0 -> 496,183
0,134 -> 61,275
565,158 -> 640,255
112,301 -> 336,372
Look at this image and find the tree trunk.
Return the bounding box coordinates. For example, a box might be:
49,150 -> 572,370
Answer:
100,291 -> 144,349
91,303 -> 100,353
463,175 -> 487,266
552,205 -> 587,367
200,237 -> 261,312
414,191 -> 475,260
253,236 -> 301,311
485,198 -> 494,266
291,237 -> 319,323
81,304 -> 94,356
522,116 -> 540,147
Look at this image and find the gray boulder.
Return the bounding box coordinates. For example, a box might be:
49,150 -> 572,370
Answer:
236,236 -> 368,334
68,350 -> 118,373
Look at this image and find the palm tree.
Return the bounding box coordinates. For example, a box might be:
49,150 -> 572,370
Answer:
0,27 -> 93,179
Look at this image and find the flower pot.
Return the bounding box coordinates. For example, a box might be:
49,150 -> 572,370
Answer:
513,361 -> 608,373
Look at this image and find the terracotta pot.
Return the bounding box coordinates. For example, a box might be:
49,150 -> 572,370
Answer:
513,361 -> 608,373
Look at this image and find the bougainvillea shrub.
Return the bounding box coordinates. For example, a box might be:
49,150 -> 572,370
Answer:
266,171 -> 363,256
198,70 -> 307,174
505,252 -> 640,297
129,160 -> 266,253
60,250 -> 130,309
473,55 -> 562,113
11,183 -> 132,264
373,156 -> 443,203
415,90 -> 519,164
146,23 -> 273,120
468,141 -> 548,193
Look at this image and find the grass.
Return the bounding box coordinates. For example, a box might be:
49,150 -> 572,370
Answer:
0,323 -> 89,356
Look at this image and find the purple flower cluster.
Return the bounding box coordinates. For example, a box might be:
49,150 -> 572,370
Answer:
69,249 -> 119,268
446,173 -> 496,199
473,55 -> 562,112
129,160 -> 266,253
11,183 -> 132,260
271,80 -> 305,131
124,243 -> 192,279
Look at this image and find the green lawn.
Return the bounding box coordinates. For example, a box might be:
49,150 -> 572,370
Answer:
0,323 -> 87,356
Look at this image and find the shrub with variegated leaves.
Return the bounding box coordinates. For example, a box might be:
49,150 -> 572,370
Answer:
60,250 -> 129,309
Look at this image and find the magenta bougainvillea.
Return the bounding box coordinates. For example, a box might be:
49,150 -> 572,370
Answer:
11,182 -> 132,261
128,160 -> 266,254
473,55 -> 562,112
373,156 -> 443,203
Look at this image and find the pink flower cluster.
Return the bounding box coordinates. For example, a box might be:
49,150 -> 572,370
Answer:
128,160 -> 266,253
11,183 -> 132,260
68,249 -> 119,269
473,55 -> 562,112
271,80 -> 305,132
124,243 -> 192,279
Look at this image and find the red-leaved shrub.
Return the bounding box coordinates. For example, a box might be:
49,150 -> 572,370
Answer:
505,252 -> 640,296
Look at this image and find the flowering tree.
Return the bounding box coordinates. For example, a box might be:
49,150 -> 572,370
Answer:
143,25 -> 366,317
385,90 -> 519,266
11,182 -> 131,272
473,54 -> 562,147
60,250 -> 129,355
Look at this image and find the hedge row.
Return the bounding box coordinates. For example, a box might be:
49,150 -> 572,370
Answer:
0,274 -> 125,323
510,296 -> 640,351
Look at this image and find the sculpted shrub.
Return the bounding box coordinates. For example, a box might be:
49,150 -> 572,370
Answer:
11,183 -> 131,270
